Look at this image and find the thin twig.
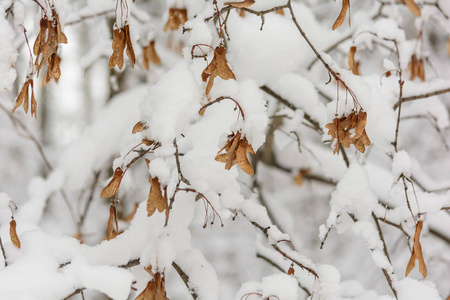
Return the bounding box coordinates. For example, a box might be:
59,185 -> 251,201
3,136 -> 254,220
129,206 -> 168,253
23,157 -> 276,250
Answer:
0,237 -> 7,267
172,262 -> 198,300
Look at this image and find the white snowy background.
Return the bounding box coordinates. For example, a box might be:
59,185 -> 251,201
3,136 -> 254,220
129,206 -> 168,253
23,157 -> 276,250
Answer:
0,0 -> 449,299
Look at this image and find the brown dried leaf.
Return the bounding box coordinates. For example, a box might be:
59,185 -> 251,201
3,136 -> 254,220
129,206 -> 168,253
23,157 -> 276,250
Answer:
294,168 -> 311,187
236,138 -> 254,175
12,80 -> 31,114
31,88 -> 38,118
275,8 -> 285,15
142,139 -> 155,146
287,265 -> 295,276
405,220 -> 427,278
224,0 -> 255,8
355,111 -> 367,138
214,46 -> 236,80
447,36 -> 450,56
164,8 -> 181,32
332,0 -> 350,30
143,40 -> 161,70
10,219 -> 20,248
106,205 -> 119,240
348,46 -> 359,75
417,59 -> 425,82
109,28 -> 126,69
136,273 -> 169,300
101,167 -> 124,198
199,107 -> 206,116
404,0 -> 421,16
132,121 -> 147,134
55,13 -> 68,44
124,25 -> 136,68
147,177 -> 168,217
352,130 -> 370,153
201,47 -> 235,95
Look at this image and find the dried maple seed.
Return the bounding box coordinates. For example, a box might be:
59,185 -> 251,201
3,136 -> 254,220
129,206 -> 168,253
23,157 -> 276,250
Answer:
215,132 -> 255,175
201,46 -> 236,95
405,220 -> 427,278
164,7 -> 188,32
10,219 -> 20,248
132,121 -> 147,134
106,204 -> 119,240
325,111 -> 370,154
294,168 -> 311,187
12,79 -> 38,118
101,167 -> 124,198
33,10 -> 67,85
147,177 -> 168,217
404,0 -> 421,16
142,40 -> 161,70
332,0 -> 350,30
136,272 -> 169,300
348,46 -> 360,75
109,25 -> 135,69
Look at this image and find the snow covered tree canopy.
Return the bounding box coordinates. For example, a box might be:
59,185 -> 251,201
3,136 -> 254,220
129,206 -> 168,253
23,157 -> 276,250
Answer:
0,0 -> 449,299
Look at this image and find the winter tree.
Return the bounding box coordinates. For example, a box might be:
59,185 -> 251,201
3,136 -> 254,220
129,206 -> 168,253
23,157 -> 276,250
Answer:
0,0 -> 449,299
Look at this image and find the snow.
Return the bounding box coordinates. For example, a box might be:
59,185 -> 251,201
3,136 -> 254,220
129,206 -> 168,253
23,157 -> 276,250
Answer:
0,11 -> 17,92
1,1 -> 450,299
392,150 -> 412,180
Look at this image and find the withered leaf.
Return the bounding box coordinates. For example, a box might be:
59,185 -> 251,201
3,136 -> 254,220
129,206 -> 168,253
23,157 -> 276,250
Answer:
147,177 -> 168,217
447,37 -> 450,56
287,265 -> 295,276
235,138 -> 254,175
10,219 -> 20,248
142,139 -> 155,146
109,28 -> 126,69
352,130 -> 370,153
332,0 -> 350,30
325,111 -> 370,154
106,205 -> 119,240
215,132 -> 255,175
417,59 -> 425,82
348,46 -> 359,75
33,11 -> 67,82
224,0 -> 255,8
124,25 -> 136,68
404,0 -> 421,16
136,272 -> 169,300
132,121 -> 147,134
164,8 -> 187,32
143,40 -> 161,70
12,80 -> 31,114
275,8 -> 285,15
405,220 -> 427,278
201,46 -> 236,95
101,167 -> 124,198
294,168 -> 311,187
